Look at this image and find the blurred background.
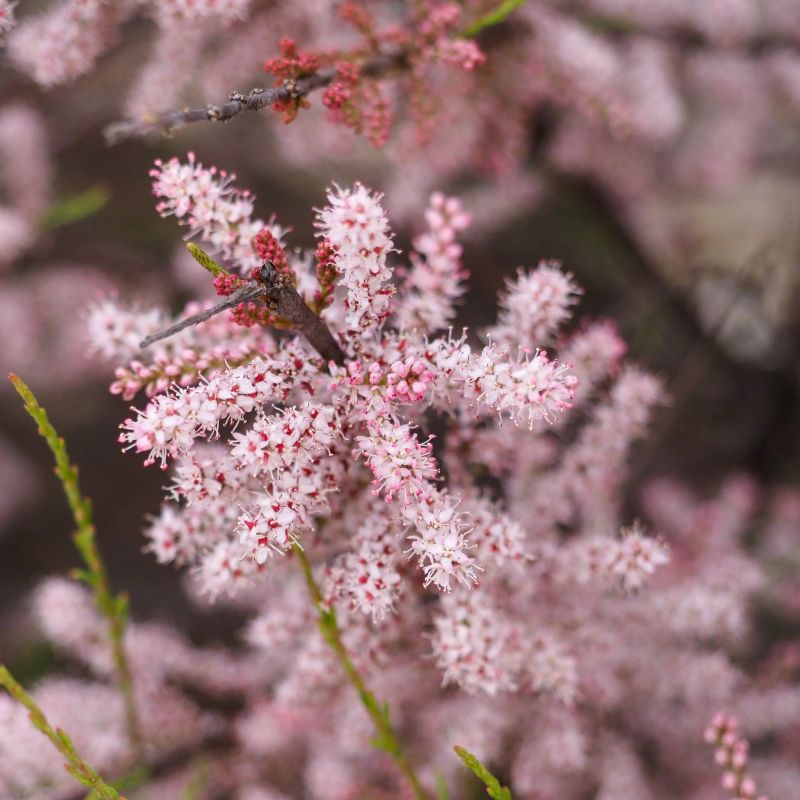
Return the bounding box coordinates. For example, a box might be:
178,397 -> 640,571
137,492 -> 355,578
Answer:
0,0 -> 799,677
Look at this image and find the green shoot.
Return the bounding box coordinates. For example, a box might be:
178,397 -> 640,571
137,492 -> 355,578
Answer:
8,374 -> 143,760
453,745 -> 512,800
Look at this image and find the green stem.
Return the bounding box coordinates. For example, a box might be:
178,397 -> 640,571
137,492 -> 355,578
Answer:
0,666 -> 123,800
453,746 -> 512,800
461,0 -> 528,37
8,375 -> 144,761
292,543 -> 429,800
186,243 -> 230,279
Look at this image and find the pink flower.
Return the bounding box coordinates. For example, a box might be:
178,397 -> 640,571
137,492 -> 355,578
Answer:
432,592 -> 518,694
355,416 -> 438,503
315,183 -> 395,332
405,493 -> 480,591
437,38 -> 486,71
705,713 -> 768,800
431,338 -> 577,427
0,1 -> 14,35
488,262 -> 581,351
606,522 -> 670,591
326,525 -> 403,621
394,192 -> 471,334
151,152 -> 277,272
119,357 -> 298,465
237,491 -> 303,564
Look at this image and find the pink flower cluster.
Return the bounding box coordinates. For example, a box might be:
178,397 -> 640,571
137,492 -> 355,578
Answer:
88,298 -> 278,400
151,152 -> 282,273
314,182 -> 395,332
394,191 -> 471,333
488,262 -> 581,350
0,104 -> 51,268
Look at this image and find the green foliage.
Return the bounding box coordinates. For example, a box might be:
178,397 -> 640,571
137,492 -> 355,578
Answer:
0,666 -> 123,800
8,375 -> 143,759
84,765 -> 152,800
292,543 -> 430,798
462,0 -> 527,37
186,242 -> 230,278
453,746 -> 512,800
41,185 -> 110,231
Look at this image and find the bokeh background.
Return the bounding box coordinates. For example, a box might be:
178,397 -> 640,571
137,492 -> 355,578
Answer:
1,0 -> 799,681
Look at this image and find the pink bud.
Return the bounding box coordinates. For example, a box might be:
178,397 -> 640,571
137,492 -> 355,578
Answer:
722,772 -> 737,790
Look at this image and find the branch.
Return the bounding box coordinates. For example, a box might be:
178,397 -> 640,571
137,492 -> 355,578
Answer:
104,0 -> 787,145
103,0 -> 534,144
8,375 -> 144,762
104,52 -> 406,144
292,543 -> 430,800
139,251 -> 346,366
259,261 -> 346,367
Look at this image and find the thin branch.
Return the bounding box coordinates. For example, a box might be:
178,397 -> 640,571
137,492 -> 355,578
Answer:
104,52 -> 406,144
292,543 -> 430,800
139,257 -> 346,366
139,286 -> 265,349
8,375 -> 144,762
103,0 -> 519,145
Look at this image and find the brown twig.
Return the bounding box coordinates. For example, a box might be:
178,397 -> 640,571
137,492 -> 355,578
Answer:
140,258 -> 346,366
104,52 -> 406,144
259,261 -> 347,367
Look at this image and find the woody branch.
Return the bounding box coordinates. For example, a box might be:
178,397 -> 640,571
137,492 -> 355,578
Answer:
104,51 -> 406,144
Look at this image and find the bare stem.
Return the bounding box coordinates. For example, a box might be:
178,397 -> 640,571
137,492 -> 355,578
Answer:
139,250 -> 346,366
259,261 -> 346,366
104,52 -> 405,143
8,375 -> 144,762
292,543 -> 430,800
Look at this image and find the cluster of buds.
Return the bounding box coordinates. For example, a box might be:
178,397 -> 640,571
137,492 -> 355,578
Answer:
264,38 -> 320,122
705,712 -> 768,800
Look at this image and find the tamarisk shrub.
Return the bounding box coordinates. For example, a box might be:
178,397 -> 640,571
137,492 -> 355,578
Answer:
1,154 -> 793,799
